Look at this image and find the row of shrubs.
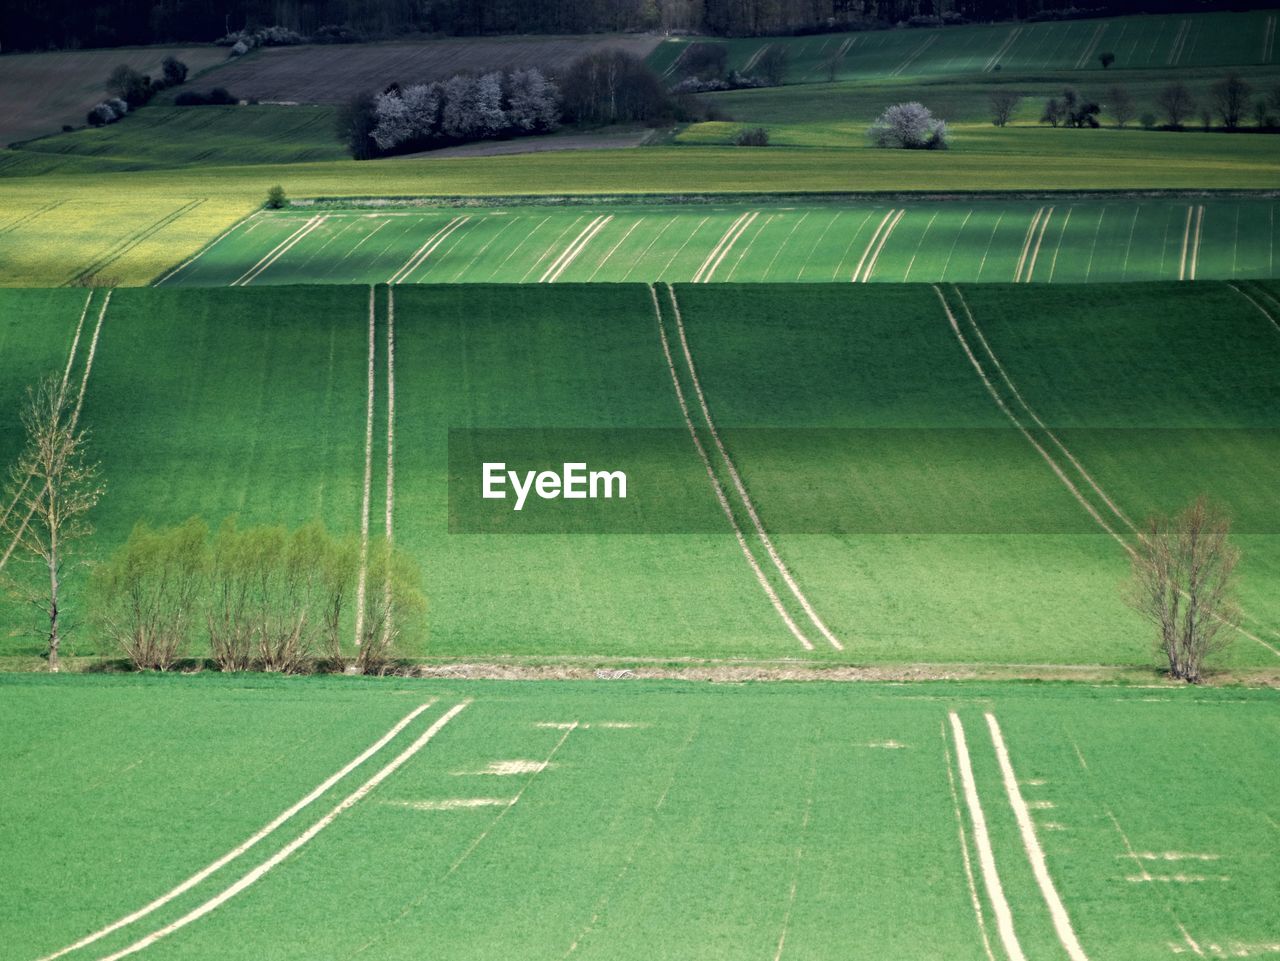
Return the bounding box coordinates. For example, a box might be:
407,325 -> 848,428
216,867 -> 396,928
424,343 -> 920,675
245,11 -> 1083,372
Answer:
96,517 -> 422,675
217,23 -> 364,56
87,56 -> 187,126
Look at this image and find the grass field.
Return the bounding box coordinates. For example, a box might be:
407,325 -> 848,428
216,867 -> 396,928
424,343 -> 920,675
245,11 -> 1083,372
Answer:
1,674 -> 1276,960
157,198 -> 1280,287
650,10 -> 1280,83
1,282 -> 1276,669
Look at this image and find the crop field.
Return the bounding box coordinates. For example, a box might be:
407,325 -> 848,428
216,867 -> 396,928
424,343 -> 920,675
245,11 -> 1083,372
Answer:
195,35 -> 661,105
159,199 -> 1280,287
0,46 -> 229,146
2,675 -> 1277,960
1,282 -> 1276,668
650,9 -> 1280,83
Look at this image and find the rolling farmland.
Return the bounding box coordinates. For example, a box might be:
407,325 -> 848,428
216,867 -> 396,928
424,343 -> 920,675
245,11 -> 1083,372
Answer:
2,676 -> 1276,961
1,282 -> 1276,668
159,199 -> 1280,287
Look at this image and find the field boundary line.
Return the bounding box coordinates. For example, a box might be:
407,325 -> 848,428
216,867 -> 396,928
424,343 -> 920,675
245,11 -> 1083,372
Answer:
96,702 -> 469,961
667,285 -> 842,649
942,721 -> 998,961
949,713 -> 1026,961
354,287 -> 376,649
933,286 -> 1129,548
859,209 -> 904,283
155,211 -> 260,286
650,286 -> 813,649
985,713 -> 1090,961
544,215 -> 614,283
1,291 -> 112,573
389,216 -> 469,284
34,700 -> 438,961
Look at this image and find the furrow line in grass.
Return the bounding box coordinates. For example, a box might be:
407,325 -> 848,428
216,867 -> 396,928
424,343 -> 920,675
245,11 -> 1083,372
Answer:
588,217 -> 643,280
70,199 -> 206,286
621,216 -> 677,281
1013,207 -> 1045,283
545,215 -> 614,283
985,713 -> 1090,961
942,721 -> 998,961
390,216 -> 469,285
1073,23 -> 1107,69
851,209 -> 895,282
231,215 -> 323,287
154,211 -> 261,286
902,210 -> 940,282
891,33 -> 938,77
666,284 -> 842,649
383,287 -> 396,645
353,286 -> 376,649
948,712 -> 1027,961
1264,14 -> 1276,63
984,26 -> 1022,72
1189,204 -> 1205,281
450,215 -> 517,281
761,211 -> 808,282
1178,205 -> 1194,281
692,212 -> 749,283
933,285 -> 1129,549
860,209 -> 904,283
742,43 -> 771,73
1047,207 -> 1073,283
724,213 -> 775,282
771,751 -> 817,961
1228,282 -> 1280,334
493,215 -> 551,280
649,285 -> 814,650
94,702 -> 470,961
33,699 -> 438,961
1168,20 -> 1190,66
700,211 -> 759,283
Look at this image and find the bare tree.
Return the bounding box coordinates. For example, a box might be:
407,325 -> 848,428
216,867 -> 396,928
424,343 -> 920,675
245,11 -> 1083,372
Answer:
1106,85 -> 1135,128
1127,497 -> 1240,683
1210,72 -> 1251,129
1,375 -> 104,672
990,91 -> 1021,127
1156,82 -> 1195,129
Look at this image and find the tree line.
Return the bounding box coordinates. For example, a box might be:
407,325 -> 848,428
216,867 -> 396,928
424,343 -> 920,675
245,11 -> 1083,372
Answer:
3,0 -> 1263,51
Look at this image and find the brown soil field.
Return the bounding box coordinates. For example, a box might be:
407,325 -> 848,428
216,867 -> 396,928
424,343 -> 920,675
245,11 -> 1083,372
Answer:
0,46 -> 228,145
190,34 -> 662,104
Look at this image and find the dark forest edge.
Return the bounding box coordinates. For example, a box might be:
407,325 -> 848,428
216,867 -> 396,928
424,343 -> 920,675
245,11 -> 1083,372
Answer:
5,0 -> 1275,53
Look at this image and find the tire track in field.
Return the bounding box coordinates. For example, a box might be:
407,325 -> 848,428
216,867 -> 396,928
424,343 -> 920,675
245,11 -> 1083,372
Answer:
388,216 -> 469,284
724,213 -> 776,282
940,284 -> 1280,657
693,212 -> 758,283
890,34 -> 938,77
650,286 -> 814,649
1073,22 -> 1107,69
1,291 -> 110,574
984,26 -> 1023,72
94,702 -> 470,961
70,199 -> 206,286
232,215 -> 326,286
1263,14 -> 1277,63
1229,282 -> 1280,334
665,285 -> 843,650
154,211 -> 261,286
771,747 -> 817,961
33,700 -> 439,961
519,215 -> 585,282
942,721 -> 998,961
1167,20 -> 1191,66
0,200 -> 63,237
542,215 -> 614,282
857,209 -> 905,283
383,286 -> 397,645
353,286 -> 376,649
986,714 -> 1091,961
948,712 -> 1027,961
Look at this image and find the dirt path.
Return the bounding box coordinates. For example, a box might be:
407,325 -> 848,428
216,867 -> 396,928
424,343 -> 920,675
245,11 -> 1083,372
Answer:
353,287 -> 376,649
942,722 -> 998,961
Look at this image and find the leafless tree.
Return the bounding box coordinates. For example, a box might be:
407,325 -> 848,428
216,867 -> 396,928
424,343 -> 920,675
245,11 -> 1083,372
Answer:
1210,72 -> 1251,129
990,91 -> 1021,127
1,375 -> 104,672
1156,82 -> 1195,128
1106,85 -> 1135,128
1127,497 -> 1240,683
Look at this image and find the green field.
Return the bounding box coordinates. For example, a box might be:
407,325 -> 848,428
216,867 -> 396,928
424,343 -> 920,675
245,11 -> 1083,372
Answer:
1,282 -> 1276,669
158,198 -> 1280,287
650,10 -> 1280,81
2,674 -> 1276,960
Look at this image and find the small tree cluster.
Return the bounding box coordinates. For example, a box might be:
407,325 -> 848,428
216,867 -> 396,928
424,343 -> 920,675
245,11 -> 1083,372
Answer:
1040,88 -> 1100,128
87,57 -> 188,126
868,102 -> 948,150
989,91 -> 1021,127
218,25 -> 306,56
368,69 -> 559,155
560,50 -> 672,126
95,517 -> 423,674
733,126 -> 769,146
173,87 -> 238,106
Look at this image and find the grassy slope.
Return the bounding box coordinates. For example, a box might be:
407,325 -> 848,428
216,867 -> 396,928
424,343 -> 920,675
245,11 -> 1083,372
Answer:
1,674 -> 1275,960
671,282 -> 1279,667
